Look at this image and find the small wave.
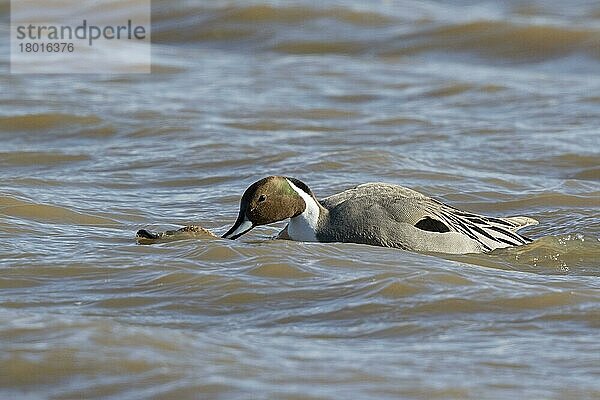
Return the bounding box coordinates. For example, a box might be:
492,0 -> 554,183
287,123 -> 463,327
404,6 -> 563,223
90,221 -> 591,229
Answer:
0,151 -> 90,167
152,3 -> 393,49
392,21 -> 599,62
0,194 -> 117,226
248,262 -> 315,279
520,153 -> 600,181
383,21 -> 600,63
0,113 -> 101,131
408,290 -> 589,314
152,3 -> 394,41
152,2 -> 600,64
571,167 -> 600,181
219,5 -> 394,26
262,108 -> 362,120
0,313 -> 187,389
456,233 -> 600,276
511,234 -> 599,274
272,40 -> 366,55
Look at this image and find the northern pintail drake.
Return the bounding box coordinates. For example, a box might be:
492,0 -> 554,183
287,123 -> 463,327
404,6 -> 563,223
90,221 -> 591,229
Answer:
222,176 -> 538,254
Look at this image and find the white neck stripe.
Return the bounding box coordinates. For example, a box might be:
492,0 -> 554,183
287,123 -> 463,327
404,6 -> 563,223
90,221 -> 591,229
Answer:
286,179 -> 320,242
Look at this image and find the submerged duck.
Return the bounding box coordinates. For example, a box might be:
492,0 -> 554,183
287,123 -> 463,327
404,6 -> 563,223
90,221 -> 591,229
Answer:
222,176 -> 538,254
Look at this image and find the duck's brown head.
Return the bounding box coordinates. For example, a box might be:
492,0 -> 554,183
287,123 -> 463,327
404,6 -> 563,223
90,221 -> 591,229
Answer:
222,176 -> 312,239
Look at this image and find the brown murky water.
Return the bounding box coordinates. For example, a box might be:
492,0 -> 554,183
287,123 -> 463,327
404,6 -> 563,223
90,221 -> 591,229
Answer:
1,1 -> 599,399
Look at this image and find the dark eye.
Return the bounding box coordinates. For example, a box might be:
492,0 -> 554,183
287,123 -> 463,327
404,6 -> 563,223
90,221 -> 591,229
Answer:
258,194 -> 267,203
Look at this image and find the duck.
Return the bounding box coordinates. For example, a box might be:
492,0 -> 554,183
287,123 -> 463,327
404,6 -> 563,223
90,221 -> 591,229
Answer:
222,176 -> 538,254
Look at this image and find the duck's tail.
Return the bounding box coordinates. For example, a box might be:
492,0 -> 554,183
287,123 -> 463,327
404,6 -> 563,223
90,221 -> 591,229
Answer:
440,209 -> 539,251
501,216 -> 539,232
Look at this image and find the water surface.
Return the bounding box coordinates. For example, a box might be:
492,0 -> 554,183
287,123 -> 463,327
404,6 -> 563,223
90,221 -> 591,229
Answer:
1,1 -> 599,399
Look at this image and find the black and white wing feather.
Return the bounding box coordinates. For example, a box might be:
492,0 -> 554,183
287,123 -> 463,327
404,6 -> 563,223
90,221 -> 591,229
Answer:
423,202 -> 538,252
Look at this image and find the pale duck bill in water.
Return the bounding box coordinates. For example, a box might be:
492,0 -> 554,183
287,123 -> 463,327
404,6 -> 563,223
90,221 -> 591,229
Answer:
222,176 -> 538,254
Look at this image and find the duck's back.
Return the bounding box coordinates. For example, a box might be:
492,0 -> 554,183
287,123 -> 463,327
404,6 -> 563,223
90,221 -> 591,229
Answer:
317,182 -> 536,253
320,182 -> 442,228
320,182 -> 426,208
